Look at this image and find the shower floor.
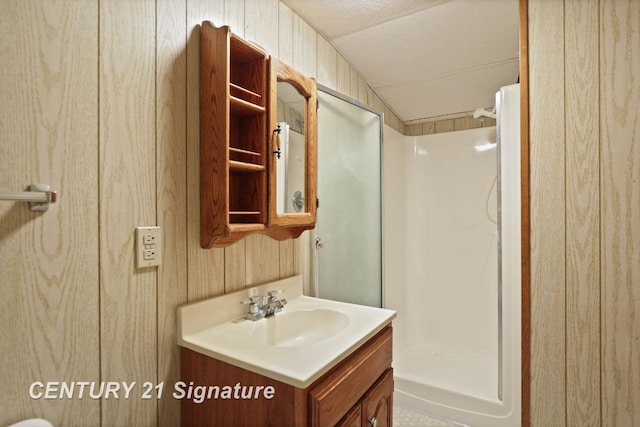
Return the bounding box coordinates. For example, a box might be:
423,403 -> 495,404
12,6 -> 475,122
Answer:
394,342 -> 498,400
394,403 -> 465,427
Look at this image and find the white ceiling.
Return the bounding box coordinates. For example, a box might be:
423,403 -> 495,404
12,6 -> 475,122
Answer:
281,0 -> 520,122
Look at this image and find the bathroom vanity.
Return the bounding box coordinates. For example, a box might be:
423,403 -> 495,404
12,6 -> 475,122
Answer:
177,276 -> 395,426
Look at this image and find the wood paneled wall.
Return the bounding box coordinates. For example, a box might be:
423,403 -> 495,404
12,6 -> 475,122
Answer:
528,0 -> 640,426
3,0 -> 639,426
405,114 -> 496,136
0,2 -> 101,425
0,1 -> 400,425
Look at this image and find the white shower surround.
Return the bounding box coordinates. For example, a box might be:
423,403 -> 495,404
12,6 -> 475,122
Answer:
383,85 -> 521,427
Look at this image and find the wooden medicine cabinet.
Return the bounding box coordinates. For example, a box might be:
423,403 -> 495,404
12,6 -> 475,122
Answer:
199,21 -> 317,248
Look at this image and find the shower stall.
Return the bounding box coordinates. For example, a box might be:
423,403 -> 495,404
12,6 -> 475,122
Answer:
311,84 -> 520,426
384,84 -> 521,426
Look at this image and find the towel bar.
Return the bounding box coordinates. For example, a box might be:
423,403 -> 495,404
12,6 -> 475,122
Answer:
0,184 -> 58,212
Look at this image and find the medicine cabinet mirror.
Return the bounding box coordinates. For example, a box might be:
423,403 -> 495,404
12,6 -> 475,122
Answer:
275,82 -> 306,214
264,60 -> 317,240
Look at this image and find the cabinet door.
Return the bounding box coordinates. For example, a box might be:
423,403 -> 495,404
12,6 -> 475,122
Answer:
361,369 -> 393,427
265,59 -> 317,240
309,327 -> 392,427
336,404 -> 362,427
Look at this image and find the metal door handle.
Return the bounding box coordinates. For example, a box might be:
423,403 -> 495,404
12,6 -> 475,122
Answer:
368,416 -> 377,427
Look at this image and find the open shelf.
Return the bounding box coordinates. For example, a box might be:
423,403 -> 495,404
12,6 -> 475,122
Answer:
228,223 -> 265,232
230,96 -> 265,115
200,21 -> 268,248
230,34 -> 266,107
229,211 -> 263,225
230,211 -> 261,215
229,160 -> 265,172
229,147 -> 261,157
229,147 -> 263,166
230,82 -> 262,104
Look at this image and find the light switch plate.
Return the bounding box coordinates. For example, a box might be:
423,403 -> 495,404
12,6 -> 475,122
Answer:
136,226 -> 161,268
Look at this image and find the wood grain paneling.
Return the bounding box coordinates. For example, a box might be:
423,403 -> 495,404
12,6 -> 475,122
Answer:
384,106 -> 403,133
528,0 -> 640,425
276,2 -> 298,281
405,115 -> 483,136
0,1 -> 99,425
317,36 -> 337,90
434,119 -> 454,133
225,240 -> 247,292
245,0 -> 279,57
404,123 -> 421,136
225,0 -> 245,37
279,239 -> 296,277
156,0 -> 188,424
350,66 -> 360,100
564,1 -> 601,426
337,54 -> 351,95
293,14 -> 317,79
357,74 -> 369,105
245,234 -> 281,286
528,0 -> 566,425
186,0 -> 225,301
243,0 -> 282,288
600,1 -> 640,426
454,116 -> 482,131
279,2 -> 294,66
370,92 -> 385,115
422,121 -> 436,135
99,0 -> 157,425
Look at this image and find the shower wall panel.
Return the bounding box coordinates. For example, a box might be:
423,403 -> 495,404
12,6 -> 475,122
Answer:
385,126 -> 499,399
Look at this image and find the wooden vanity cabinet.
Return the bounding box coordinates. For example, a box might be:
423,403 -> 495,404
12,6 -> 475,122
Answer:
340,369 -> 394,427
336,405 -> 362,427
180,325 -> 393,427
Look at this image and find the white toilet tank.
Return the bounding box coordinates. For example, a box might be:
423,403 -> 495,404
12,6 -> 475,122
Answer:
8,419 -> 54,427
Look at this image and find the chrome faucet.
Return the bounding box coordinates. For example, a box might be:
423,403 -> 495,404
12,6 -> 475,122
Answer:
240,290 -> 287,321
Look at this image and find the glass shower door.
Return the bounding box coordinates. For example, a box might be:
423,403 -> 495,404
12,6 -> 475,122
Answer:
314,89 -> 382,308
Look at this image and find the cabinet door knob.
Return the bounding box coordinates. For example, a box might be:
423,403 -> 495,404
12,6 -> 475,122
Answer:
368,416 -> 377,427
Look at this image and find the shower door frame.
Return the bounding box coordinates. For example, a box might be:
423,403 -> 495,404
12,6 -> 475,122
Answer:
312,83 -> 385,308
518,0 -> 530,426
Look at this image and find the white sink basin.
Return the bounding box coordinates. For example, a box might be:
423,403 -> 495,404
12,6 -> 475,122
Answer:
177,275 -> 396,388
229,308 -> 350,347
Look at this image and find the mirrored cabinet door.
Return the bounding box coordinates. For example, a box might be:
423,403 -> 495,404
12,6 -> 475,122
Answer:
265,59 -> 317,240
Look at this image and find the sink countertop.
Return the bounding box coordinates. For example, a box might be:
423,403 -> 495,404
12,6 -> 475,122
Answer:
177,275 -> 396,388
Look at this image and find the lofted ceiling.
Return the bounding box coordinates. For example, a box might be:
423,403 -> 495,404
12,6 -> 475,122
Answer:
281,0 -> 520,122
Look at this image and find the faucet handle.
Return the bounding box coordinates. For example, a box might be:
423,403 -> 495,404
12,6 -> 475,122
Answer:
240,296 -> 267,320
267,290 -> 283,299
240,296 -> 262,304
240,296 -> 262,313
